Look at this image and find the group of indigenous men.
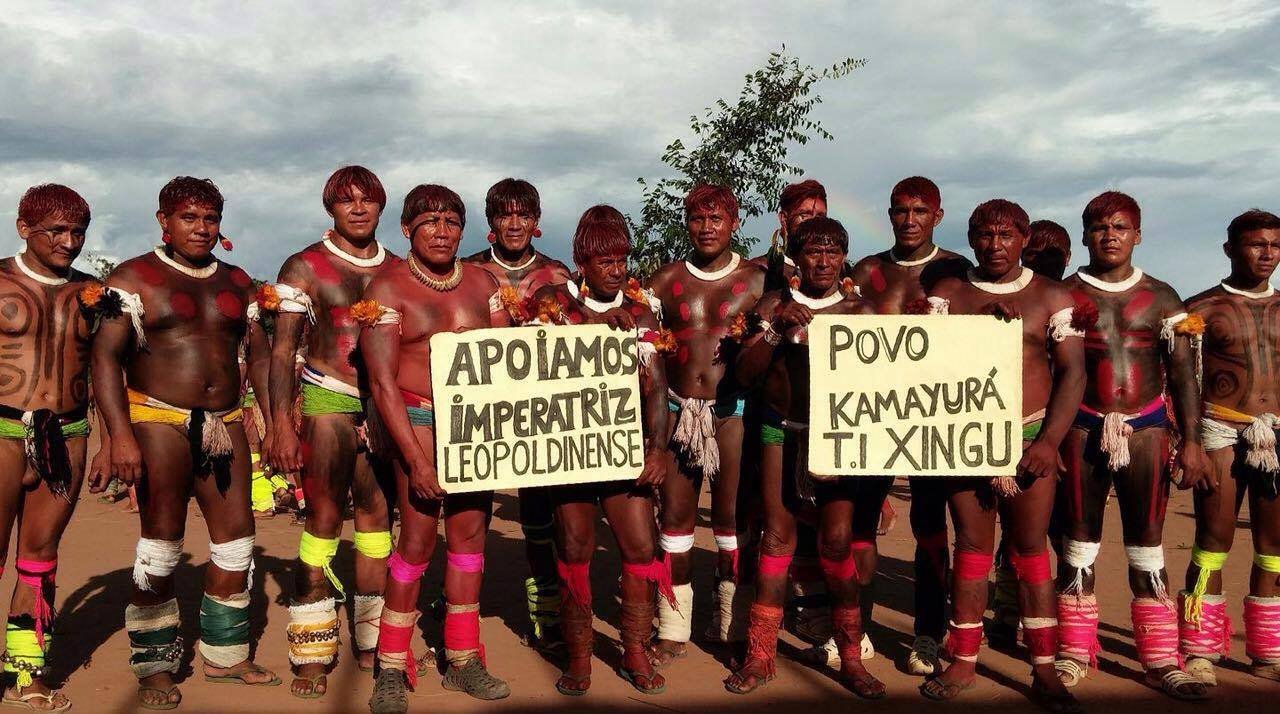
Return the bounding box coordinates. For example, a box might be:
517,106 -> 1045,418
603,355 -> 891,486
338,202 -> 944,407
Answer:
2,165 -> 1278,713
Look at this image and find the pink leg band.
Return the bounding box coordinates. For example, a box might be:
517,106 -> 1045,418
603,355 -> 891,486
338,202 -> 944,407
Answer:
1132,597 -> 1181,670
758,553 -> 793,577
1179,593 -> 1232,659
819,553 -> 858,582
446,551 -> 484,573
1057,594 -> 1103,666
953,549 -> 994,582
557,559 -> 592,609
946,621 -> 984,660
1009,550 -> 1052,585
388,552 -> 430,584
443,607 -> 480,652
15,560 -> 52,648
623,559 -> 678,611
1244,596 -> 1280,664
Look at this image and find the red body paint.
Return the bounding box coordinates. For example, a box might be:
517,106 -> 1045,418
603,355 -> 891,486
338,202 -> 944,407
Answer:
731,281 -> 747,295
169,292 -> 196,319
215,290 -> 242,319
718,301 -> 731,319
135,261 -> 165,286
229,268 -> 253,288
678,302 -> 691,321
869,266 -> 886,293
671,281 -> 684,297
1122,289 -> 1154,321
302,249 -> 340,283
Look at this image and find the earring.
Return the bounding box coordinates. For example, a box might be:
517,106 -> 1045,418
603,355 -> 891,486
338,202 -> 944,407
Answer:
487,232 -> 496,244
533,229 -> 542,238
220,235 -> 234,251
161,232 -> 171,244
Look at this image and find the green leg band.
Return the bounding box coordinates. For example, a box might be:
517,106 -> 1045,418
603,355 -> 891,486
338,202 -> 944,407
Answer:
4,619 -> 46,689
198,591 -> 250,668
760,424 -> 786,446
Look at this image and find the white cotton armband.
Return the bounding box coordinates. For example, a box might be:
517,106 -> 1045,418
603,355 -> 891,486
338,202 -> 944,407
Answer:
926,296 -> 950,315
1048,306 -> 1083,342
246,301 -> 261,322
1159,311 -> 1189,352
106,287 -> 148,349
274,283 -> 316,323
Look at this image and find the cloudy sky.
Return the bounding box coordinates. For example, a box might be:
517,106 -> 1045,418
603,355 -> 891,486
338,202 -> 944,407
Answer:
2,0 -> 1278,294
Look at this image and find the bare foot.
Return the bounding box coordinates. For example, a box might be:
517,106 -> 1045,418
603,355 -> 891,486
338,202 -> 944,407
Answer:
138,672 -> 181,710
291,662 -> 328,698
839,659 -> 885,699
921,660 -> 976,700
356,649 -> 377,672
204,659 -> 280,686
724,656 -> 775,695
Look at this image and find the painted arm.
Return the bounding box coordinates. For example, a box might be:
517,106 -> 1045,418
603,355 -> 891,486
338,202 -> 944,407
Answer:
90,276 -> 143,485
244,317 -> 272,436
1161,291 -> 1210,489
265,260 -> 310,473
1020,303 -> 1086,480
636,313 -> 669,487
735,295 -> 781,386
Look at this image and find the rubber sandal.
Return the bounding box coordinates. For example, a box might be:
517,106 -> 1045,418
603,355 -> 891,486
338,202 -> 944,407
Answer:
618,666 -> 665,695
648,642 -> 688,669
2,690 -> 71,712
1186,657 -> 1216,687
204,661 -> 282,686
368,669 -> 408,714
441,658 -> 510,700
1031,678 -> 1082,714
842,671 -> 886,700
1053,658 -> 1087,688
289,674 -> 326,699
1250,661 -> 1280,682
137,686 -> 180,711
723,660 -> 774,695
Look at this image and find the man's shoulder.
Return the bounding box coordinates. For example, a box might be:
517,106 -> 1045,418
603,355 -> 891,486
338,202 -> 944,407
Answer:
1137,271 -> 1182,303
648,260 -> 685,285
462,262 -> 501,288
1186,284 -> 1227,309
462,248 -> 491,264
850,251 -> 891,272
534,252 -> 570,273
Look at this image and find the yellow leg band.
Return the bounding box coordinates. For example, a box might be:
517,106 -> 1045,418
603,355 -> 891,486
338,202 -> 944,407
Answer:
1185,547 -> 1230,625
1255,553 -> 1280,574
4,625 -> 45,689
299,532 -> 343,599
353,530 -> 393,560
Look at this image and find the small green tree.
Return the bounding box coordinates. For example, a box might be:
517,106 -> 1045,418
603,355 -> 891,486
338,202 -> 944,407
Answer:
628,48 -> 864,278
82,253 -> 117,280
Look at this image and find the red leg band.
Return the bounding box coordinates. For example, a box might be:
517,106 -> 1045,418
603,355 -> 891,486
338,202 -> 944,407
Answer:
1023,623 -> 1058,659
758,553 -> 793,577
15,560 -> 53,648
953,549 -> 994,581
819,553 -> 858,582
623,559 -> 678,610
443,607 -> 480,652
946,621 -> 984,659
557,559 -> 592,609
1009,550 -> 1053,585
377,619 -> 417,689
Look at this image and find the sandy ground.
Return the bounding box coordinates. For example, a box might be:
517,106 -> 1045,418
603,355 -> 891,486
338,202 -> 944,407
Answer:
20,437 -> 1280,713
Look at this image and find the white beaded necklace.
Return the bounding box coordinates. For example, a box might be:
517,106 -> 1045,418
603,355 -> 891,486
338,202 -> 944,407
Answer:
967,267 -> 1033,295
322,231 -> 386,268
1220,280 -> 1276,299
890,244 -> 939,267
790,288 -> 843,310
685,251 -> 741,282
567,280 -> 623,313
153,247 -> 218,279
490,247 -> 536,272
14,249 -> 67,286
1076,267 -> 1143,293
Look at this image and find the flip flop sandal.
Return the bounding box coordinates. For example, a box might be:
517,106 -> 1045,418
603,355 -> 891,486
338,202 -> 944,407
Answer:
723,663 -> 775,695
1031,679 -> 1082,714
205,662 -> 282,686
1148,669 -> 1208,701
617,667 -> 665,695
2,690 -> 71,712
1185,657 -> 1216,686
289,674 -> 327,699
843,673 -> 887,700
137,686 -> 181,711
555,672 -> 591,697
1250,661 -> 1280,682
920,676 -> 975,701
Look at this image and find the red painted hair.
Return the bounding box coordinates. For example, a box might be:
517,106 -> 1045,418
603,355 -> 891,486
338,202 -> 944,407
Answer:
323,165 -> 386,212
1028,219 -> 1070,252
780,179 -> 827,214
890,176 -> 941,211
1082,190 -> 1140,231
572,205 -> 631,265
684,183 -> 739,220
158,176 -> 223,216
17,184 -> 90,227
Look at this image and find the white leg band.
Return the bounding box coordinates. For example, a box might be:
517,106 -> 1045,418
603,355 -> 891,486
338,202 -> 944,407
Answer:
660,531 -> 695,554
353,594 -> 384,652
134,538 -> 184,592
210,535 -> 256,588
714,533 -> 738,552
1061,539 -> 1101,596
1125,544 -> 1170,603
656,582 -> 694,642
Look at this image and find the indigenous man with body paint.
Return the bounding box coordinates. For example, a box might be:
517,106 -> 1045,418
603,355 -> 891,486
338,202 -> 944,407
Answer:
848,176 -> 971,676
645,184 -> 765,663
991,217 -> 1076,645
360,185 -> 511,713
261,166 -> 400,699
462,178 -> 571,651
1054,190 -> 1210,701
752,179 -> 828,290
526,205 -> 673,697
725,216 -> 887,699
918,200 -> 1085,712
92,177 -> 277,710
0,185 -> 96,712
1179,209 -> 1280,685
